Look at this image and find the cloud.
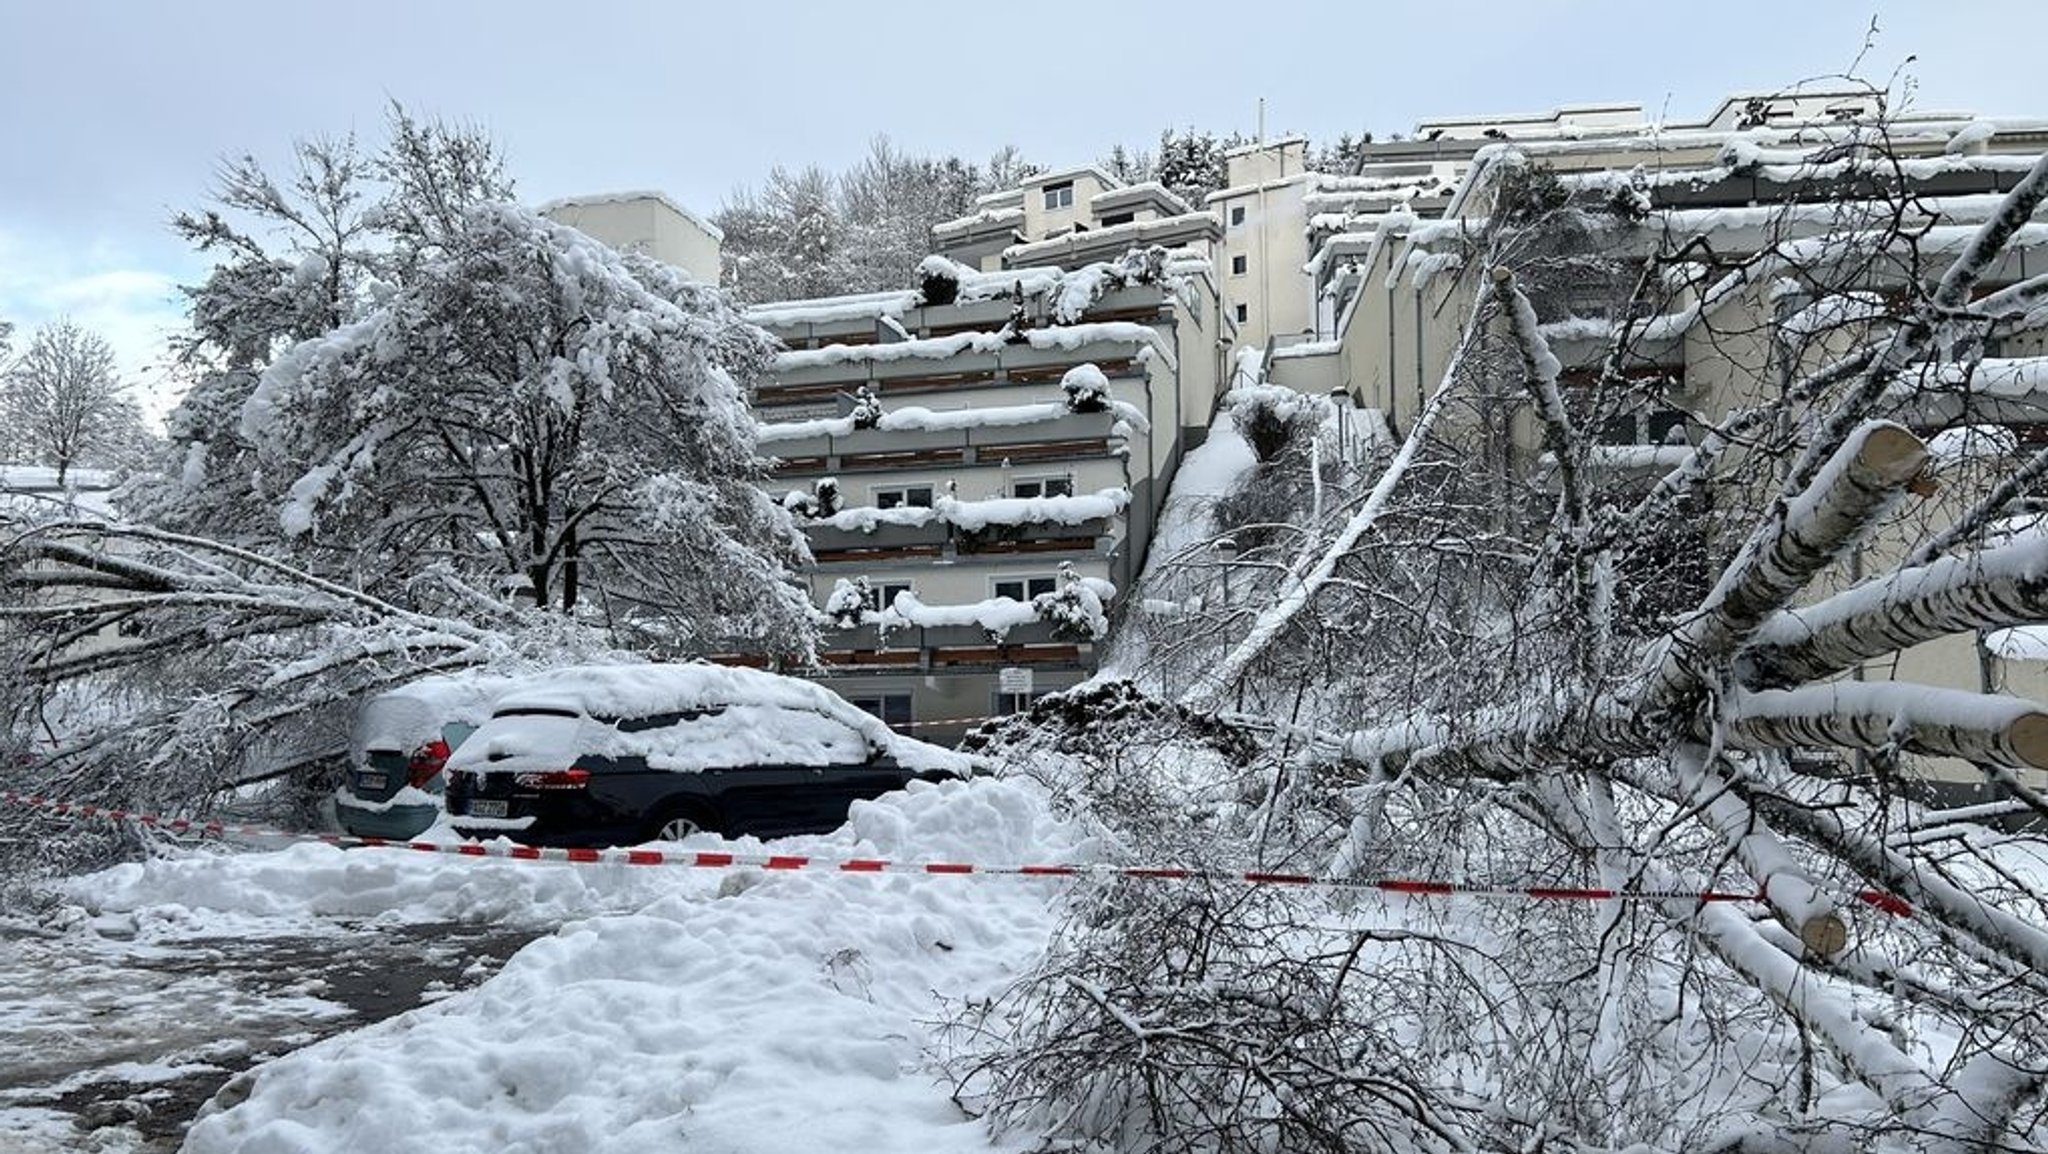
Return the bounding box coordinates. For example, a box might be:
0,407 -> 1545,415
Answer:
0,226 -> 197,423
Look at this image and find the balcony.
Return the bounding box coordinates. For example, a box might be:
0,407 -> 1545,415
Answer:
762,407 -> 1131,476
806,519 -> 1118,568
757,339 -> 1148,409
813,618 -> 1093,673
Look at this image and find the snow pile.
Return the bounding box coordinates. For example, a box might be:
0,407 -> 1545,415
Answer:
99,776 -> 1094,1154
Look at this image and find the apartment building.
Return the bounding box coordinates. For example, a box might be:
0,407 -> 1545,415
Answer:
743,258 -> 1224,742
1258,90 -> 2048,802
538,191 -> 723,283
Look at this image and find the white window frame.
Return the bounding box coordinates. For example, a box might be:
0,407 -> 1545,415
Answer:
1010,475 -> 1074,500
864,580 -> 914,613
1229,205 -> 1246,228
872,484 -> 934,510
993,575 -> 1059,603
1230,253 -> 1248,276
1043,182 -> 1074,210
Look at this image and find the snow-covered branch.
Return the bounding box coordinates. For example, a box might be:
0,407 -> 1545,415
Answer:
1635,422 -> 1928,718
1744,528 -> 2048,686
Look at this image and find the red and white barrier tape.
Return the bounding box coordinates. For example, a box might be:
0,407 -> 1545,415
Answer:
885,713 -> 998,732
0,789 -> 1912,914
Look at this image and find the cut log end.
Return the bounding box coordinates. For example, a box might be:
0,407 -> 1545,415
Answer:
1855,424 -> 1930,485
2007,712 -> 2048,770
1798,913 -> 1850,956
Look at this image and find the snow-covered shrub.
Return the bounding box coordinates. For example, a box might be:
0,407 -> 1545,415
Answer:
1109,243 -> 1169,286
916,254 -> 962,306
823,576 -> 871,629
1059,363 -> 1112,415
1207,386 -> 1340,550
848,385 -> 883,430
813,476 -> 842,518
1047,245 -> 1172,324
1030,562 -> 1111,639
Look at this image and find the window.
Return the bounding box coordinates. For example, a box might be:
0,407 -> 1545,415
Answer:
995,576 -> 1059,602
1596,409 -> 1690,446
1230,254 -> 1248,276
848,693 -> 913,728
864,581 -> 914,613
873,485 -> 934,510
995,690 -> 1052,715
1043,182 -> 1074,210
615,707 -> 725,733
1011,476 -> 1074,500
1229,205 -> 1246,227
1234,303 -> 1250,324
1099,211 -> 1135,227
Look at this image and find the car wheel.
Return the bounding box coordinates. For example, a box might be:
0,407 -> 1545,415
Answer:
645,802 -> 719,843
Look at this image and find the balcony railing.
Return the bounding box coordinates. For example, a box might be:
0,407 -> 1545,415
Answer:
762,408 -> 1129,476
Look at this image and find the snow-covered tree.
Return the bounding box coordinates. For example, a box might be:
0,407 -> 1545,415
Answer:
1,117 -> 815,860
132,106 -> 512,546
713,140 -> 1031,302
1152,127 -> 1247,208
240,202 -> 814,656
1,320 -> 147,483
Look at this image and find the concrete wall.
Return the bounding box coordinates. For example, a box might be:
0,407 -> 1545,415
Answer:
1019,170 -> 1114,242
1211,140 -> 1314,351
541,194 -> 721,283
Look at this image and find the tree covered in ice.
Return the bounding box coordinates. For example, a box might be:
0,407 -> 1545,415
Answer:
0,319 -> 150,482
714,137 -> 1034,302
240,200 -> 812,652
961,112 -> 2048,1152
128,106 -> 512,545
1096,127 -> 1251,209
0,114 -> 815,849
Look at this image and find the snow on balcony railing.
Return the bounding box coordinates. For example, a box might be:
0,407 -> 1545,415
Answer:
1887,357 -> 2048,402
797,488 -> 1129,534
756,398 -> 1148,445
1266,336 -> 1340,361
818,568 -> 1117,643
746,262 -> 1069,329
771,321 -> 1176,375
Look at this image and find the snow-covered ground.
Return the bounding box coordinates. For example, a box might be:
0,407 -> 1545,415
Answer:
10,777 -> 1088,1153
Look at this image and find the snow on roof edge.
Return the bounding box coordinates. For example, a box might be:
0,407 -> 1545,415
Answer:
537,190 -> 725,243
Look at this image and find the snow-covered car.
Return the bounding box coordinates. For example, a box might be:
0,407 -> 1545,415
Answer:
444,663 -> 978,846
336,672 -> 522,839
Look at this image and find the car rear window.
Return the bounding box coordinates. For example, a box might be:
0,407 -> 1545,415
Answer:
613,707 -> 727,733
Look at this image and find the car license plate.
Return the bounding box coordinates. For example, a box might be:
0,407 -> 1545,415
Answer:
468,799 -> 509,819
356,773 -> 387,792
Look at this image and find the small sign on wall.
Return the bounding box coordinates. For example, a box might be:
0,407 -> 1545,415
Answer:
997,666 -> 1034,695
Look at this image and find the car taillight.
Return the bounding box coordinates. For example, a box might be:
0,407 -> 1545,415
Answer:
513,769 -> 590,790
407,738 -> 452,788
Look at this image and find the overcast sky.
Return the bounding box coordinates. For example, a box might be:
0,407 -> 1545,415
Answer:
2,0 -> 2039,413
